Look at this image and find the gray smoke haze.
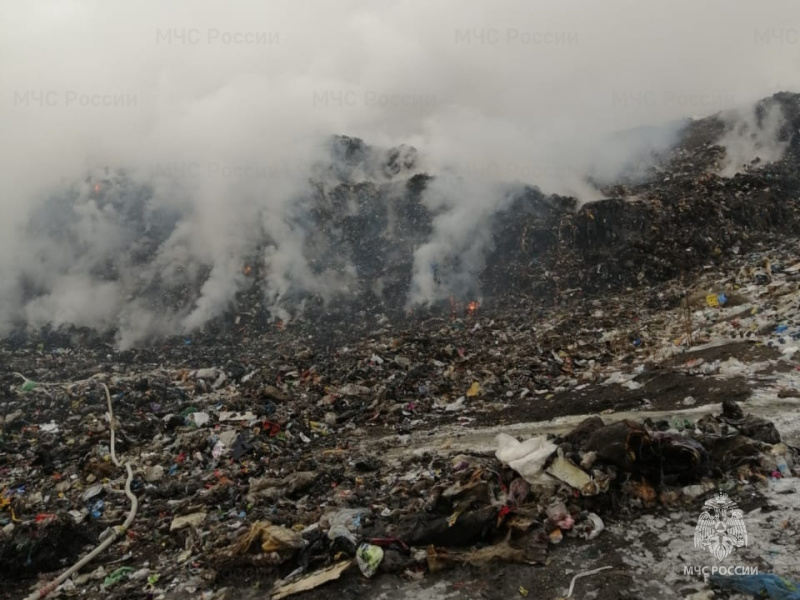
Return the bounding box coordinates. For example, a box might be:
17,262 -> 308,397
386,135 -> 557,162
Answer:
1,0 -> 798,345
719,102 -> 790,177
406,176 -> 514,308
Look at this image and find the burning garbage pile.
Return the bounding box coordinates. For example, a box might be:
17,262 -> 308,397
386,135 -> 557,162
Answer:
4,92 -> 800,599
4,93 -> 800,347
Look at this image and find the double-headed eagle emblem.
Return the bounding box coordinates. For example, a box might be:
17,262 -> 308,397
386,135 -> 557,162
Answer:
694,493 -> 748,561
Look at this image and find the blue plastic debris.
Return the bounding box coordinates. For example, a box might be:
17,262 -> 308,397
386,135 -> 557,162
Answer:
710,574 -> 800,600
90,499 -> 105,519
776,324 -> 790,334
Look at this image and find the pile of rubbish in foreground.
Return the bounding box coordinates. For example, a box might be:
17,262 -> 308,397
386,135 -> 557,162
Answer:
0,355 -> 797,600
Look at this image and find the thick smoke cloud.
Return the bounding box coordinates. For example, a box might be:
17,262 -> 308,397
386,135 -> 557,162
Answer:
719,102 -> 790,177
406,176 -> 515,308
1,0 -> 798,345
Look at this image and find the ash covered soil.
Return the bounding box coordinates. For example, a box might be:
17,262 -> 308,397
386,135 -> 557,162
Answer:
3,93 -> 800,600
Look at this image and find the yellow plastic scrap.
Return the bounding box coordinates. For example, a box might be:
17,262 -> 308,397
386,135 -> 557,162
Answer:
230,521 -> 304,557
466,382 -> 481,397
309,421 -> 329,435
519,586 -> 530,596
705,294 -> 720,308
447,511 -> 461,527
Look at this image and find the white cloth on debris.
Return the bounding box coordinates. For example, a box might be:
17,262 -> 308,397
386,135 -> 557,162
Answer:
495,433 -> 557,484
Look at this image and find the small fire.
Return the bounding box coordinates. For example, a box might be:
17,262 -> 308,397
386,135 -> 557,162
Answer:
243,265 -> 253,276
93,183 -> 101,193
467,301 -> 480,316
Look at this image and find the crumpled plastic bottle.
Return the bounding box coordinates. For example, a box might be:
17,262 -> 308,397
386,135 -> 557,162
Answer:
356,543 -> 384,578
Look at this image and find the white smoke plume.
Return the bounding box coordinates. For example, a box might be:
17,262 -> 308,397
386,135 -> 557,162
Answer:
719,102 -> 790,177
407,176 -> 514,308
1,0 -> 797,345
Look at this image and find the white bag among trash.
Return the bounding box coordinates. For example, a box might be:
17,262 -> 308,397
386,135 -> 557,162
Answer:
495,434 -> 558,484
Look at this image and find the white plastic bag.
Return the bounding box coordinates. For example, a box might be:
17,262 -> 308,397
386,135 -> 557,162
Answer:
495,433 -> 557,483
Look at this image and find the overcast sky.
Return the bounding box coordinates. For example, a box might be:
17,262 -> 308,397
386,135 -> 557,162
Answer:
2,0 -> 797,185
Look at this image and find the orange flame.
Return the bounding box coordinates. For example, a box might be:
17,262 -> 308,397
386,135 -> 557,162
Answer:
467,301 -> 479,315
243,265 -> 252,276
93,183 -> 101,193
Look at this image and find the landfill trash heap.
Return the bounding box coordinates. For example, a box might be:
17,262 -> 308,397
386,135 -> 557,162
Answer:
5,92 -> 800,348
2,92 -> 800,599
1,362 -> 798,600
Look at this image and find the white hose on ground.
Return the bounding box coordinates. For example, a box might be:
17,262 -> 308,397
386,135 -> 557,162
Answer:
103,382 -> 121,467
23,381 -> 139,600
12,373 -> 92,388
566,565 -> 613,598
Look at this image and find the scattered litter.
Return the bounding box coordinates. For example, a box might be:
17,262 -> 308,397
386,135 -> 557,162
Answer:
271,561 -> 352,600
709,573 -> 800,600
170,512 -> 207,532
356,543 -> 384,578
